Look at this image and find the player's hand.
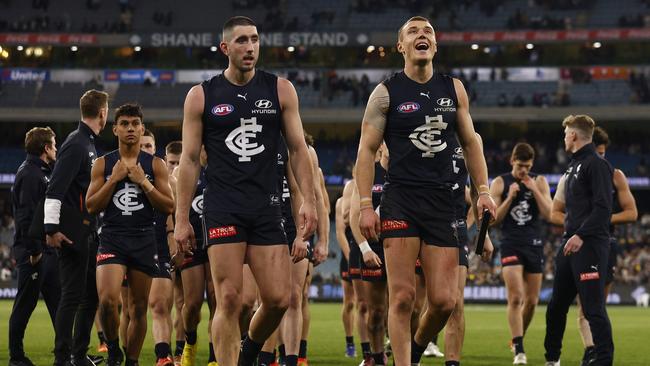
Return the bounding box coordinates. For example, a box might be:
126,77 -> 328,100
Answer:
170,250 -> 184,271
46,232 -> 73,248
298,200 -> 317,240
521,176 -> 538,193
110,159 -> 129,182
128,163 -> 147,186
29,253 -> 42,266
477,194 -> 497,222
563,234 -> 584,256
291,238 -> 308,263
507,182 -> 520,199
481,234 -> 494,262
359,207 -> 380,242
312,241 -> 328,266
174,220 -> 196,255
362,249 -> 382,268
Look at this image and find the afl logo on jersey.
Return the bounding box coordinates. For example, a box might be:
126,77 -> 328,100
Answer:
212,104 -> 234,116
397,102 -> 420,113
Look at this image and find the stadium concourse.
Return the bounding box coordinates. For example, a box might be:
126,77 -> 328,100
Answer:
1,1 -> 650,366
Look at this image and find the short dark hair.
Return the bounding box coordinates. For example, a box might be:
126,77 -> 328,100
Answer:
143,128 -> 155,140
79,89 -> 109,119
223,16 -> 256,39
304,132 -> 314,147
398,16 -> 432,40
593,126 -> 610,147
165,141 -> 182,155
25,127 -> 55,155
114,103 -> 143,124
511,142 -> 535,162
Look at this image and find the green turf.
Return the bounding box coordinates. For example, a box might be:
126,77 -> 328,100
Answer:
1,301 -> 649,365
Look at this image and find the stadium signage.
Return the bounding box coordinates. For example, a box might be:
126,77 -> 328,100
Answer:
0,33 -> 97,45
103,69 -> 175,83
436,27 -> 650,44
259,32 -> 353,46
150,32 -> 213,47
1,68 -> 49,82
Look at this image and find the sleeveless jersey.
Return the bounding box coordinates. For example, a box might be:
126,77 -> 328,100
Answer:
190,167 -> 207,242
154,210 -> 169,256
201,70 -> 282,215
382,71 -> 458,188
449,138 -> 468,218
372,162 -> 386,210
277,137 -> 293,221
499,173 -> 542,246
101,150 -> 155,235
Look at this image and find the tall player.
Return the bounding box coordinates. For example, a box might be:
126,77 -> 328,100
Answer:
87,104 -> 174,366
355,16 -> 496,366
551,126 -> 637,365
489,142 -> 552,364
140,130 -> 176,366
174,16 -> 317,366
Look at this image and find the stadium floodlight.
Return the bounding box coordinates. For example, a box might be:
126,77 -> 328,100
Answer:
70,46 -> 78,52
210,46 -> 218,52
17,45 -> 24,51
134,46 -> 142,52
33,47 -> 43,57
287,46 -> 295,52
483,47 -> 490,54
1,50 -> 8,58
471,44 -> 479,50
593,41 -> 602,48
366,45 -> 375,53
0,46 -> 2,53
526,43 -> 534,50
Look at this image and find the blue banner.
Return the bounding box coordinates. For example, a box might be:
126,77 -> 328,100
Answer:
104,69 -> 175,84
1,68 -> 49,82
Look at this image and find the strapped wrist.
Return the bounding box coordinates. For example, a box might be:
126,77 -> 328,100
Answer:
358,240 -> 372,254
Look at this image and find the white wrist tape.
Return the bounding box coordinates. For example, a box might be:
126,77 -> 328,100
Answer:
359,240 -> 372,255
44,198 -> 62,225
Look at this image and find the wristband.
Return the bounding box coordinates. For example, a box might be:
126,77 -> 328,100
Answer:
359,240 -> 372,255
478,184 -> 489,191
360,197 -> 372,203
141,179 -> 155,193
360,201 -> 374,210
479,191 -> 491,197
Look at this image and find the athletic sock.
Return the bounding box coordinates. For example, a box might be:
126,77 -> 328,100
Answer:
345,336 -> 354,346
583,346 -> 595,361
513,336 -> 524,354
185,330 -> 198,345
174,341 -> 185,356
154,342 -> 171,359
208,342 -> 216,362
107,338 -> 122,361
372,352 -> 385,365
445,361 -> 460,366
98,331 -> 107,344
278,344 -> 286,362
361,342 -> 371,358
240,336 -> 264,366
125,359 -> 138,366
432,334 -> 439,345
285,355 -> 298,366
299,340 -> 308,358
258,351 -> 275,365
411,339 -> 427,364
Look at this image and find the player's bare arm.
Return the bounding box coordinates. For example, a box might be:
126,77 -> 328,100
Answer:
141,157 -> 174,214
550,174 -> 566,226
308,146 -> 329,265
611,169 -> 638,224
286,153 -> 308,262
278,77 -> 317,239
335,198 -> 351,261
174,84 -> 204,252
454,78 -> 496,218
86,157 -> 125,214
489,176 -> 512,226
521,174 -> 552,221
349,183 -> 382,268
355,83 -> 388,241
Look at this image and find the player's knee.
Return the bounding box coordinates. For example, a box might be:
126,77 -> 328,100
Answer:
356,298 -> 369,314
428,295 -> 456,317
219,290 -> 243,316
150,299 -> 168,317
524,296 -> 539,310
130,301 -> 149,320
289,287 -> 303,309
264,291 -> 291,313
99,295 -> 120,315
344,300 -> 355,313
368,305 -> 386,328
392,288 -> 416,314
509,293 -> 525,307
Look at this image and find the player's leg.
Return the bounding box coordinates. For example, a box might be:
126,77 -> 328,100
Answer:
149,276 -> 174,365
411,269 -> 425,336
299,261 -> 313,364
502,264 -> 526,355
281,258 -> 309,364
522,272 -> 542,333
180,262 -> 207,366
207,242 -> 247,365
352,278 -> 370,359
172,273 -> 185,364
366,280 -> 388,365
240,264 -> 258,338
383,236 -> 420,366
341,277 -> 356,357
413,244 -> 458,365
243,244 -> 291,366
125,269 -> 153,363
119,281 -> 129,355
205,264 -> 218,366
259,329 -> 280,366
444,265 -> 467,365
97,263 -> 127,364
94,309 -> 108,353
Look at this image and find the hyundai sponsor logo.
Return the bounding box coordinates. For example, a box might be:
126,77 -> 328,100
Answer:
212,104 -> 234,116
255,99 -> 273,109
397,102 -> 420,113
437,97 -> 454,107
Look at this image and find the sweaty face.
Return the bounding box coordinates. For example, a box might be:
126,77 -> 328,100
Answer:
140,136 -> 156,155
595,144 -> 606,158
113,116 -> 143,145
221,25 -> 259,72
511,159 -> 533,180
398,20 -> 437,65
165,153 -> 181,175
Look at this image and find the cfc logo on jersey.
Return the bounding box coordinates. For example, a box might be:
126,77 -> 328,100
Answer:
409,114 -> 448,158
191,194 -> 204,215
113,182 -> 145,215
510,200 -> 532,225
226,117 -> 265,162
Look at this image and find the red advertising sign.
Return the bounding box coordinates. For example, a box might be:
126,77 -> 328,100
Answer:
0,33 -> 97,45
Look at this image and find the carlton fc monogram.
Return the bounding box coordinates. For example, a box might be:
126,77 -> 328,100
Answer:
409,115 -> 449,158
226,117 -> 265,162
113,182 -> 145,215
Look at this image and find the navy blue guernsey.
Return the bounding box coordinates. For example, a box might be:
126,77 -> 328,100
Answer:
277,137 -> 293,221
499,173 -> 542,246
154,211 -> 168,255
190,168 -> 207,242
382,72 -> 458,188
201,70 -> 282,216
101,150 -> 155,235
372,162 -> 386,210
449,138 -> 468,218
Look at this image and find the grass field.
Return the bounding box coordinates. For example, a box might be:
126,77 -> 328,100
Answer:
1,301 -> 649,365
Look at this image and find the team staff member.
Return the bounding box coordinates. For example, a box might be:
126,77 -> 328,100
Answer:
45,89 -> 109,366
550,126 -> 637,366
174,16 -> 317,366
87,104 -> 174,366
9,127 -> 60,366
544,115 -> 614,366
355,16 -> 496,366
490,142 -> 552,365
